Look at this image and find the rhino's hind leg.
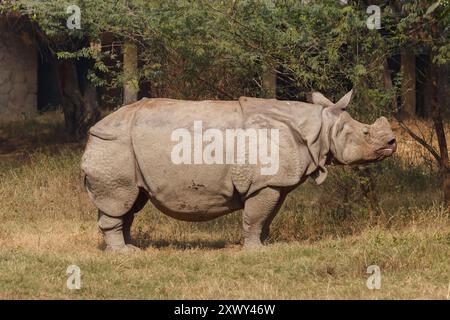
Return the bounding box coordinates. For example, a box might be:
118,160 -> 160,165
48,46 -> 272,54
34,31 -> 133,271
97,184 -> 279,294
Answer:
98,211 -> 139,252
98,190 -> 149,252
98,211 -> 125,251
243,187 -> 281,248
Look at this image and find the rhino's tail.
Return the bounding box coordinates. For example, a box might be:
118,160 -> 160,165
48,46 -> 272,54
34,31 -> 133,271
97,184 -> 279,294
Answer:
89,127 -> 118,140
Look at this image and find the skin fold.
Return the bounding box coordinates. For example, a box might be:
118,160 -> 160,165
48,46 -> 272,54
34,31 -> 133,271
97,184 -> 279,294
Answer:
81,90 -> 397,251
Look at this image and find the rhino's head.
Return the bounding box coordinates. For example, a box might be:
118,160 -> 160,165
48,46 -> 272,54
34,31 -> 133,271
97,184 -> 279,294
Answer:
311,90 -> 397,165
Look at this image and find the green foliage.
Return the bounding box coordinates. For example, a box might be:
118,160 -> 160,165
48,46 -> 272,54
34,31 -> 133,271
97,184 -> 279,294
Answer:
387,0 -> 449,63
0,0 -> 448,110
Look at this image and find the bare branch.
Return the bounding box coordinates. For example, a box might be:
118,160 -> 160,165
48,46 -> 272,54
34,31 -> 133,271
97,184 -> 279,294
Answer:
395,118 -> 442,164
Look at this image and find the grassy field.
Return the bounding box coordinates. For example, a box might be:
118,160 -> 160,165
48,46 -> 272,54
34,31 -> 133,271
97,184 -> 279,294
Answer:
0,113 -> 449,299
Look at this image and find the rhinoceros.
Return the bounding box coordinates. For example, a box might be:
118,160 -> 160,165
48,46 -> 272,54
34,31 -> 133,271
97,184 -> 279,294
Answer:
81,90 -> 397,251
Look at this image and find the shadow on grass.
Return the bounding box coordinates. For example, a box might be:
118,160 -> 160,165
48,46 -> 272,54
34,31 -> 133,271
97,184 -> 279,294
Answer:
139,238 -> 229,250
97,236 -> 232,251
135,227 -> 233,249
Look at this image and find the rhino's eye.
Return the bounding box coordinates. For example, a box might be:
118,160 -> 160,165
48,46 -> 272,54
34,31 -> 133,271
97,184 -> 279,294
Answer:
362,127 -> 369,135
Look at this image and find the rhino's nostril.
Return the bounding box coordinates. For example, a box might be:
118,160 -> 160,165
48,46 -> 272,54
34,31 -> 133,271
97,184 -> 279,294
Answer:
387,138 -> 396,145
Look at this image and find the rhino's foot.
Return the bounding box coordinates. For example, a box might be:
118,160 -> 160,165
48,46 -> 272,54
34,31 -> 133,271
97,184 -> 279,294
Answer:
105,244 -> 140,253
243,239 -> 263,249
125,244 -> 141,251
99,210 -> 141,253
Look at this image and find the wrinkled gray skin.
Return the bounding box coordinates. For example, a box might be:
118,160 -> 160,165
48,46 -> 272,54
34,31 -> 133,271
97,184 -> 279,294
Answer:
81,90 -> 397,251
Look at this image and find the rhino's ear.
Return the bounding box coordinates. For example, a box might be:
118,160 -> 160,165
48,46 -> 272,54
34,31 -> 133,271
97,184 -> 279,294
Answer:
307,92 -> 334,108
332,89 -> 353,112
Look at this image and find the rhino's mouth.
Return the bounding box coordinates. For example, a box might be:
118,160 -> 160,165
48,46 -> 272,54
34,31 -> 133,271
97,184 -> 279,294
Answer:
375,139 -> 397,158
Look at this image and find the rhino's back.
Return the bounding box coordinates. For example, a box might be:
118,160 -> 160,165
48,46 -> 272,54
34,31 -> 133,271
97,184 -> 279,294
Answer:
131,99 -> 245,219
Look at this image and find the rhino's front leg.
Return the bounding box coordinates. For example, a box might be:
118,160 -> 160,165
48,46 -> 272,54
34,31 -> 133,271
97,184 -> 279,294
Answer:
260,193 -> 287,243
98,211 -> 139,252
243,187 -> 281,248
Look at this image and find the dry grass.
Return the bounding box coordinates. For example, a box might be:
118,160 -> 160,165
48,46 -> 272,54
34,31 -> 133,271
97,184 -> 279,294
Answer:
0,112 -> 449,299
391,119 -> 450,169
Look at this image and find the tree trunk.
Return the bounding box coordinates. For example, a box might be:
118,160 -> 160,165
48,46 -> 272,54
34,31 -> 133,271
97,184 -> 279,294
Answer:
383,59 -> 397,112
57,60 -> 100,142
262,64 -> 277,98
430,55 -> 450,208
400,48 -> 416,118
123,42 -> 138,104
81,81 -> 100,138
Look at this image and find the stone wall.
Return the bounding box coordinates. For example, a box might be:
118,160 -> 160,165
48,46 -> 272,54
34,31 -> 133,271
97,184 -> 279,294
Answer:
0,30 -> 37,121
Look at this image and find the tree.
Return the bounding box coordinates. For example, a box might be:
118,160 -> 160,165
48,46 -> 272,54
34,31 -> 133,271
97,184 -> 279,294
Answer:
385,0 -> 450,207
